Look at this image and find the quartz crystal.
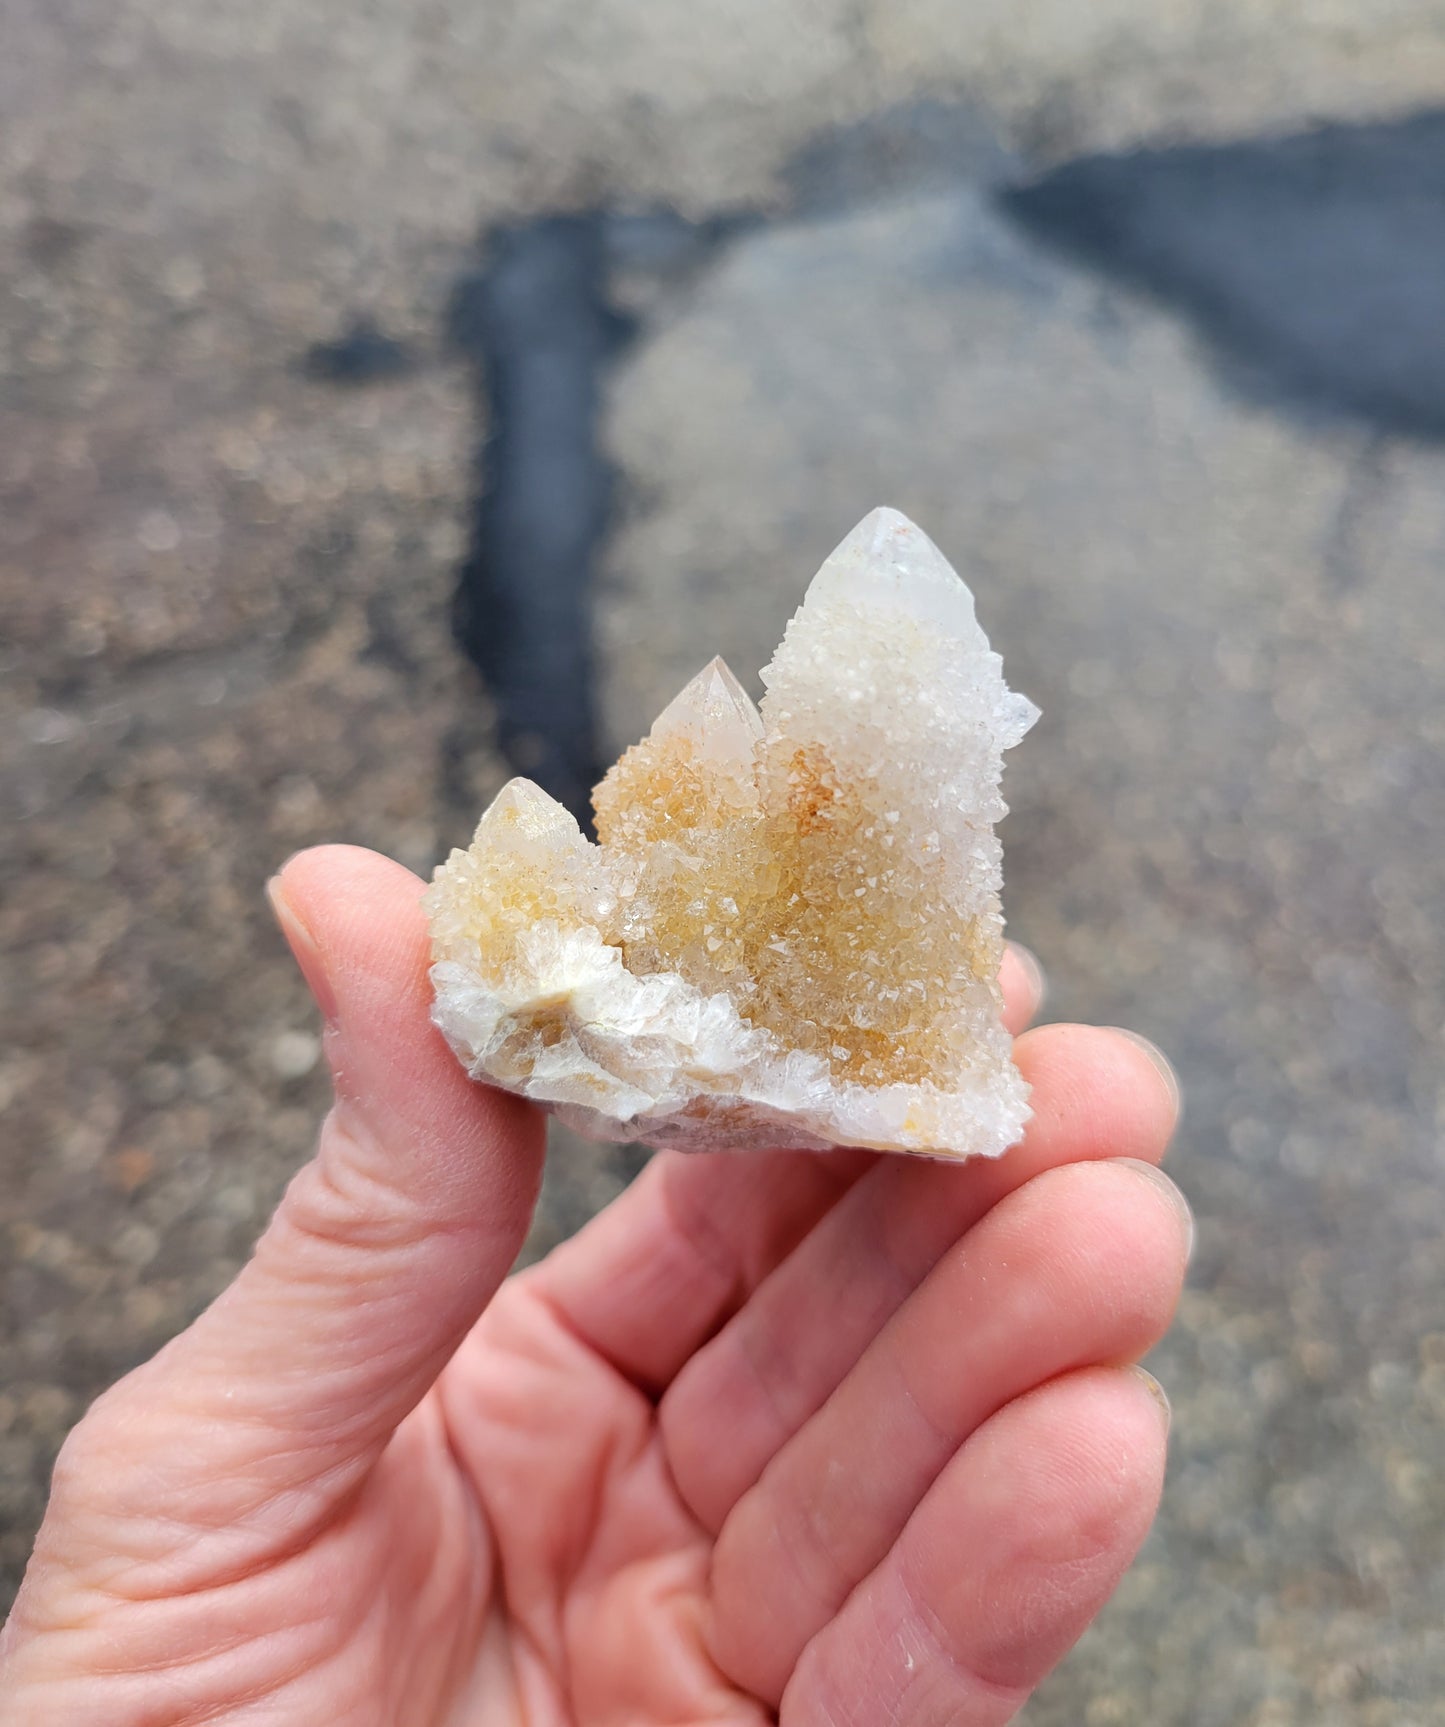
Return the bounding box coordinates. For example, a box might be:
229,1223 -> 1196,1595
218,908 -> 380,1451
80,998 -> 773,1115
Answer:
425,508 -> 1039,1158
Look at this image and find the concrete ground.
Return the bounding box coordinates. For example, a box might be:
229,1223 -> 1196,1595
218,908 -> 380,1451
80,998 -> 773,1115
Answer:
5,1 -> 1445,1720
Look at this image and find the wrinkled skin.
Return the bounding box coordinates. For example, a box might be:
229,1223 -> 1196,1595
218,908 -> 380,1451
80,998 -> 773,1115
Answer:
0,847 -> 1188,1726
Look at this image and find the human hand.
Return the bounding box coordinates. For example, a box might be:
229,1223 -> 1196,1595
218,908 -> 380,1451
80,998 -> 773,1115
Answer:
0,845 -> 1187,1725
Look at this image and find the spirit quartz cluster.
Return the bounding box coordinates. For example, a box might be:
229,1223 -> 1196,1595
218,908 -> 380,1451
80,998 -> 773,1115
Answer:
425,509 -> 1039,1159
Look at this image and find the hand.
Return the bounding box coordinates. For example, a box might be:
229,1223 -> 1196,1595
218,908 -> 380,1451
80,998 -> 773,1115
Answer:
0,846 -> 1187,1725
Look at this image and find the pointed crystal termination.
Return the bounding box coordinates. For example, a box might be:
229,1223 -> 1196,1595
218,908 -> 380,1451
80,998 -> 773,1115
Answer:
425,509 -> 1038,1159
648,655 -> 764,756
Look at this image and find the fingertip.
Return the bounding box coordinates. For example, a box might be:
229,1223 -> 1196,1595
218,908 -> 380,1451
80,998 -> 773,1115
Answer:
1107,1027 -> 1182,1119
1012,1022 -> 1181,1167
781,1365 -> 1170,1723
267,873 -> 339,1025
981,1156 -> 1190,1357
272,844 -> 427,939
266,843 -> 541,1183
1030,1364 -> 1172,1546
1046,1367 -> 1172,1553
268,845 -> 435,1015
1126,1364 -> 1173,1434
1000,940 -> 1046,1035
1111,1157 -> 1195,1264
938,1363 -> 1171,1669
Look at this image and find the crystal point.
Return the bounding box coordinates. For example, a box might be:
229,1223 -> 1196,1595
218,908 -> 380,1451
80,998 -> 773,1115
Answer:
425,511 -> 1037,1159
652,656 -> 763,745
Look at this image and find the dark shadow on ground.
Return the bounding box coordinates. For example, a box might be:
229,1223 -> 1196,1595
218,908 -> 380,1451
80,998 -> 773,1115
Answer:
445,218 -> 625,827
443,212 -> 743,825
299,317 -> 417,385
1001,110 -> 1445,439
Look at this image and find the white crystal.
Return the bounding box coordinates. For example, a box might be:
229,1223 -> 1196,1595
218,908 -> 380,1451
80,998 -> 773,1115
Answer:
425,508 -> 1038,1159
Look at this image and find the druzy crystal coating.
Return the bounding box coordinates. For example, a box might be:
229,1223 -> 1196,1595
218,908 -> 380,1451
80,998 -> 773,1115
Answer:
425,509 -> 1038,1158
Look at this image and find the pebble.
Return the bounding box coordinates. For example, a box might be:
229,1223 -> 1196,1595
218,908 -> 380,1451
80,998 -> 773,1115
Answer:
269,1029 -> 322,1081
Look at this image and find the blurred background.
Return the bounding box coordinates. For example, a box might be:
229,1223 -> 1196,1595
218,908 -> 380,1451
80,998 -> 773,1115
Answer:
4,2 -> 1445,1720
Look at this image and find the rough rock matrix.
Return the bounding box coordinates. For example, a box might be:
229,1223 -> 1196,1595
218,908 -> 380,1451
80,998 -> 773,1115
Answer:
426,508 -> 1038,1157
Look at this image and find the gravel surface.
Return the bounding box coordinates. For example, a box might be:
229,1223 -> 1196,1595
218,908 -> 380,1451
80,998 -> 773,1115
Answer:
5,1 -> 1445,1719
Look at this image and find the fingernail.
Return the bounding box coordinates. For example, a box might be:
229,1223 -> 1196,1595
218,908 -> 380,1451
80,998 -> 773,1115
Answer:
267,875 -> 339,1027
1114,1157 -> 1195,1262
1007,940 -> 1048,1008
1109,1028 -> 1182,1119
1129,1366 -> 1172,1431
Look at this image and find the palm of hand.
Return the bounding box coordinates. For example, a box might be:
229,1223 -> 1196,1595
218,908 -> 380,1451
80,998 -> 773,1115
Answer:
1,850 -> 1185,1726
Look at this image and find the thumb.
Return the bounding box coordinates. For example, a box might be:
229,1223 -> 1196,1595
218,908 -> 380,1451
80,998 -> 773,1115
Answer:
83,845 -> 545,1518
